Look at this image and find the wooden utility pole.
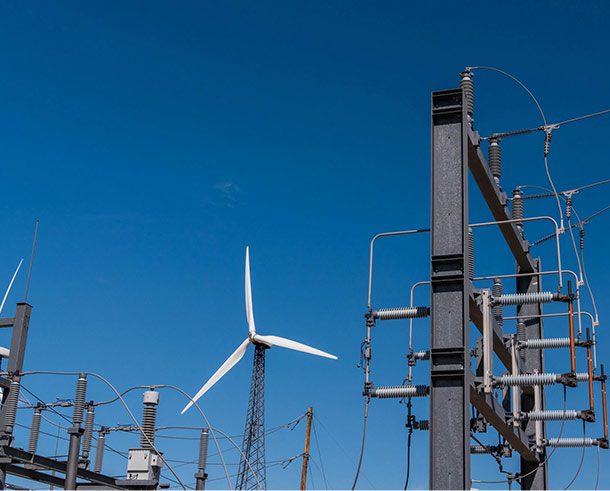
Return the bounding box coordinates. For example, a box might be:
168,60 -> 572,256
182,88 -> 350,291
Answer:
300,407 -> 313,490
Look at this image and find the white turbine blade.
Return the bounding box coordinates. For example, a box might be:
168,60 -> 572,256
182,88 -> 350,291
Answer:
181,338 -> 251,414
0,259 -> 24,317
245,246 -> 256,334
253,334 -> 337,360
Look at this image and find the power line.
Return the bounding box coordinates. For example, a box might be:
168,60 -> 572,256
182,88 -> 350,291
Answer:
484,108 -> 610,140
468,65 -> 564,230
562,421 -> 587,490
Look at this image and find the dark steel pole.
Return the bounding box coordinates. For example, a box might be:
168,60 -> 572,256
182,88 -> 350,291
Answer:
0,303 -> 32,490
65,374 -> 87,490
429,87 -> 470,489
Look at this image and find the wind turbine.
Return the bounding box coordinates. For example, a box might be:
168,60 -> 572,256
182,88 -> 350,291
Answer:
182,247 -> 337,490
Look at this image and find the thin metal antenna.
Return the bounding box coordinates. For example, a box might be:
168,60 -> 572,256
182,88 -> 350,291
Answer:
24,219 -> 39,303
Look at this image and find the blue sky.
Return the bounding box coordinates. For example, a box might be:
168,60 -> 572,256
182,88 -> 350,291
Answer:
0,1 -> 609,489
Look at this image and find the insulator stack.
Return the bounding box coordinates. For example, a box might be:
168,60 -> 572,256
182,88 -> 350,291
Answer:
517,322 -> 527,361
416,420 -> 429,431
370,385 -> 429,399
544,129 -> 552,157
81,404 -> 95,460
2,378 -> 21,435
468,228 -> 474,280
372,306 -> 430,320
497,373 -> 560,387
413,351 -> 430,361
546,437 -> 598,448
460,70 -> 474,123
580,227 -> 585,250
520,337 -> 571,350
512,188 -> 524,236
566,195 -> 572,221
471,445 -> 501,454
488,137 -> 502,183
494,291 -> 558,306
492,278 -> 503,327
140,390 -> 159,449
525,409 -> 581,421
517,322 -> 526,342
28,406 -> 43,453
72,374 -> 88,426
94,431 -> 106,473
496,372 -> 590,387
198,428 -> 210,472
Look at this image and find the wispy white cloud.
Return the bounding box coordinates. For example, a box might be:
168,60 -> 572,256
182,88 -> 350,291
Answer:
211,180 -> 241,208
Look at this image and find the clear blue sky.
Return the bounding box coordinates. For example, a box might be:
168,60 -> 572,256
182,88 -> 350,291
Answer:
0,1 -> 608,489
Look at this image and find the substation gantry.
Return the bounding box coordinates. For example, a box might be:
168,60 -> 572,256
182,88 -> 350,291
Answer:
0,299 -> 211,490
360,71 -> 608,490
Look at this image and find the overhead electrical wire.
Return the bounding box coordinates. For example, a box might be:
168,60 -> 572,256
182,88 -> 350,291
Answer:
137,383 -> 235,491
472,386 -> 568,485
312,419 -> 329,490
520,178 -> 610,201
308,456 -> 328,490
350,400 -> 369,490
562,421 -> 587,490
595,446 -> 600,490
19,372 -> 188,490
514,185 -> 602,329
468,65 -> 564,230
403,426 -> 412,490
484,109 -> 610,141
20,384 -> 130,460
314,414 -> 375,489
528,192 -> 604,326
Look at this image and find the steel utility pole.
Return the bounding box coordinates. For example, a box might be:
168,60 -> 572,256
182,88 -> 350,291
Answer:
429,73 -> 547,489
300,407 -> 313,490
429,88 -> 471,490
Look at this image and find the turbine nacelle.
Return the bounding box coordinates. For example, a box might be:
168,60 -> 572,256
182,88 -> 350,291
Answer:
181,247 -> 337,414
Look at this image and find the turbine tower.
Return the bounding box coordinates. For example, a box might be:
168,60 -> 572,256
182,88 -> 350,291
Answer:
182,247 -> 337,489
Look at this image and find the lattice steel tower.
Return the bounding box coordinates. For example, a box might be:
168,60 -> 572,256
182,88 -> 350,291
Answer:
235,344 -> 267,490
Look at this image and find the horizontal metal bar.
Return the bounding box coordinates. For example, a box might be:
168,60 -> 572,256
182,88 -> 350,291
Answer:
6,464 -> 65,488
0,318 -> 15,328
367,228 -> 430,309
2,446 -> 121,488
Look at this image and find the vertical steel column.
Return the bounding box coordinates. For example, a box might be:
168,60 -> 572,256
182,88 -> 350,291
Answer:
0,302 -> 32,490
65,374 -> 87,490
5,303 -> 32,376
517,260 -> 548,489
430,88 -> 470,490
